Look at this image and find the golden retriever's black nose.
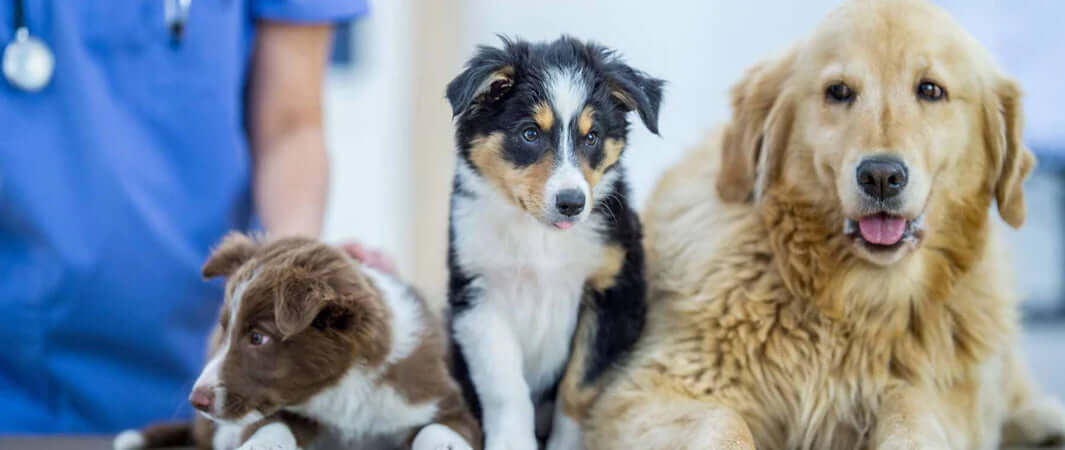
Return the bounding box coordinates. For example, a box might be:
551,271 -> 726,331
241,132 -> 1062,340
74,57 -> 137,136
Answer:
556,189 -> 586,216
857,158 -> 908,200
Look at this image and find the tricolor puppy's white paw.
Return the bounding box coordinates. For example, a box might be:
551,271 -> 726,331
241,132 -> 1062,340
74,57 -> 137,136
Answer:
412,424 -> 473,450
485,435 -> 537,450
484,410 -> 538,450
544,413 -> 582,450
113,430 -> 146,450
236,422 -> 299,450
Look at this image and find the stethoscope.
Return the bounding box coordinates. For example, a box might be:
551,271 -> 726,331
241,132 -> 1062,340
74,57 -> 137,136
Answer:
2,0 -> 190,92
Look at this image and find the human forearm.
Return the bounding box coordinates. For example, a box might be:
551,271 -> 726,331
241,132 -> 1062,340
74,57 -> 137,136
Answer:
247,22 -> 333,237
252,125 -> 328,237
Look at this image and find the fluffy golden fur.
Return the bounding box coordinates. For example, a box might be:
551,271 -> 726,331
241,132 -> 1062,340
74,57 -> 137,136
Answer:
586,1 -> 1065,448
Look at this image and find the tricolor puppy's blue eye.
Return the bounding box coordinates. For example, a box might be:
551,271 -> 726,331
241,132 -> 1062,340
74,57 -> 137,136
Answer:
584,132 -> 599,147
522,127 -> 540,142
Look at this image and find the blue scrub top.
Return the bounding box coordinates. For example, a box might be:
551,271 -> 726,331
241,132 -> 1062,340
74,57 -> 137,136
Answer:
0,0 -> 365,433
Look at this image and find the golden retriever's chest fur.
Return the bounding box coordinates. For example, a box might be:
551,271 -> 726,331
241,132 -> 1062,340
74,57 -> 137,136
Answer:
634,140 -> 1016,449
643,216 -> 1013,449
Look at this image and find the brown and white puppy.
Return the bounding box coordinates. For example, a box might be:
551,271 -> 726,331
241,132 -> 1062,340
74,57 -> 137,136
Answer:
114,233 -> 480,450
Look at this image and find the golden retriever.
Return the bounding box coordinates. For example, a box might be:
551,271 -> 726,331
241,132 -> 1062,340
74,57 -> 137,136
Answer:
585,1 -> 1065,448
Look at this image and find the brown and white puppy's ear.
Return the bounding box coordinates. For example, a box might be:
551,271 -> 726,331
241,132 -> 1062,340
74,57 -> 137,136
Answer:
717,48 -> 797,203
272,250 -> 391,362
202,232 -> 258,279
274,268 -> 343,339
984,77 -> 1036,228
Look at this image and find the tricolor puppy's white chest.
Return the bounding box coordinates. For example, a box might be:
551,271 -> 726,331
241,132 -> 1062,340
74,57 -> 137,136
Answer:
452,172 -> 606,394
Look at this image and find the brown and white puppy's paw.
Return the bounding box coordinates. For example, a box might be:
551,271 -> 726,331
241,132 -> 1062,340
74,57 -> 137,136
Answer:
236,422 -> 299,450
412,423 -> 474,450
113,421 -> 197,450
112,430 -> 146,450
1003,398 -> 1065,448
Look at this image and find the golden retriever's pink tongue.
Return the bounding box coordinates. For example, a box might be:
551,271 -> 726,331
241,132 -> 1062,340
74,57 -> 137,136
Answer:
858,215 -> 906,245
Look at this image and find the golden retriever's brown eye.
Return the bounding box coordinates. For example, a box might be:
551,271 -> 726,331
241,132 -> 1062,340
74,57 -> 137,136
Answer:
826,82 -> 855,103
917,81 -> 946,101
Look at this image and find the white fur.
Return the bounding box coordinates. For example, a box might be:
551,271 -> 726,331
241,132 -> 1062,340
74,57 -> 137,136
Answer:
194,274 -> 258,420
361,266 -> 424,364
213,423 -> 245,450
112,430 -> 145,450
544,67 -> 593,220
237,422 -> 298,450
287,269 -> 438,442
545,67 -> 589,152
231,410 -> 265,427
289,366 -> 439,442
544,409 -> 582,450
412,424 -> 474,450
451,297 -> 538,450
452,160 -> 610,450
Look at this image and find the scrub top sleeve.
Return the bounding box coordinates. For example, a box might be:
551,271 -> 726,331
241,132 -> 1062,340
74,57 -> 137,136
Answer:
251,0 -> 368,23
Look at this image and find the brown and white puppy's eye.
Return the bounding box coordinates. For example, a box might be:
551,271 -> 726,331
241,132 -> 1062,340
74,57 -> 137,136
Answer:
826,82 -> 855,103
248,330 -> 270,347
583,131 -> 599,147
916,80 -> 946,101
522,127 -> 540,143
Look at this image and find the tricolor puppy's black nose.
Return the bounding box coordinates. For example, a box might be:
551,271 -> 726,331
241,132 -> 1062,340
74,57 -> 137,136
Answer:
555,189 -> 586,217
856,157 -> 908,200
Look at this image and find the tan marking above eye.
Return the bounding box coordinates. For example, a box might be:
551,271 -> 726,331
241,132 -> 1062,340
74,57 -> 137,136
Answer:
533,102 -> 555,130
468,132 -> 553,216
580,137 -> 626,190
578,106 -> 596,136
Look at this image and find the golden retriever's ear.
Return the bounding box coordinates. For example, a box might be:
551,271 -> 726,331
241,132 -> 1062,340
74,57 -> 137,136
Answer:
985,78 -> 1036,228
202,232 -> 257,279
717,49 -> 796,203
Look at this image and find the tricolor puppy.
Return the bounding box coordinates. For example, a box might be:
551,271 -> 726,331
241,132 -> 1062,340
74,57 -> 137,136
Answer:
445,36 -> 661,450
114,234 -> 481,450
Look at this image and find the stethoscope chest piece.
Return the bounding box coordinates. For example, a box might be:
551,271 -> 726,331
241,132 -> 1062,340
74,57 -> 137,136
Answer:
3,27 -> 54,92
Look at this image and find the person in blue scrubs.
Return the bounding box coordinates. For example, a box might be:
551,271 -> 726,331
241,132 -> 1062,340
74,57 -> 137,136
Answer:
0,0 -> 366,433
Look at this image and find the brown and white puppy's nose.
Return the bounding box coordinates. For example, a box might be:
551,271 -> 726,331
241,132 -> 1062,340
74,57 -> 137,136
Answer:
555,189 -> 586,217
856,157 -> 908,201
189,386 -> 214,413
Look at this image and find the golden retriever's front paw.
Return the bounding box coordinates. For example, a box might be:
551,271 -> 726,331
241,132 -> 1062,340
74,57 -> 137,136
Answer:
1004,398 -> 1065,447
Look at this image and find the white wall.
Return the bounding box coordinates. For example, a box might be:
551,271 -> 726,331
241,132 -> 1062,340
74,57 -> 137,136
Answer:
321,0 -> 416,275
461,0 -> 843,205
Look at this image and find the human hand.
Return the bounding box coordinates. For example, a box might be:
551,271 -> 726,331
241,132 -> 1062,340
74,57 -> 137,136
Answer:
340,242 -> 398,276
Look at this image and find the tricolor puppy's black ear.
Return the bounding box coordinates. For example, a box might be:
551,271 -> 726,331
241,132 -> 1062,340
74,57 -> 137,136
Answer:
446,39 -> 521,117
202,232 -> 257,279
604,62 -> 664,135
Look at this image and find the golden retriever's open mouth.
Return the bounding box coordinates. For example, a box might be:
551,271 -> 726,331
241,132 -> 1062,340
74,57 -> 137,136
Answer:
844,212 -> 925,252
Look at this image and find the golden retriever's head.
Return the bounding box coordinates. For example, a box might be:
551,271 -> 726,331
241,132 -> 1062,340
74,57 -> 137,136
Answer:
718,0 -> 1035,268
